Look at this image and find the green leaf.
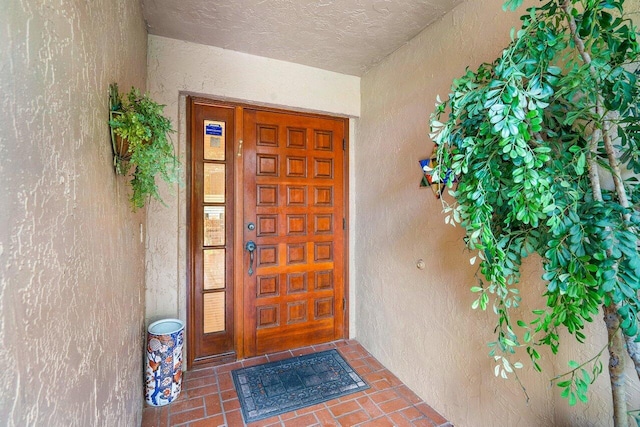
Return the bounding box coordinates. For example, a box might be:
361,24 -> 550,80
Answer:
502,0 -> 524,12
575,153 -> 586,175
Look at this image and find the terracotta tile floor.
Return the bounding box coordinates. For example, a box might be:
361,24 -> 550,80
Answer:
142,340 -> 452,427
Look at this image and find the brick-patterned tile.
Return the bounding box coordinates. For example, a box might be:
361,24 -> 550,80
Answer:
378,397 -> 410,414
223,409 -> 245,426
187,385 -> 220,399
337,391 -> 366,402
314,408 -> 339,426
169,407 -> 205,426
369,390 -> 398,404
170,397 -> 204,414
328,400 -> 360,417
363,357 -> 385,372
401,406 -> 423,421
295,403 -> 325,415
220,389 -> 237,401
290,346 -> 316,357
356,365 -> 374,375
189,413 -> 225,427
312,342 -> 337,352
283,413 -> 319,427
222,398 -> 240,412
388,411 -> 413,427
348,358 -> 367,369
336,346 -> 360,359
412,417 -> 438,427
246,414 -> 282,426
161,406 -> 171,427
242,355 -> 269,368
141,407 -> 158,427
380,371 -> 402,387
356,396 -> 383,419
217,373 -> 235,391
151,405 -> 169,427
204,394 -> 222,416
215,361 -> 243,374
416,402 -> 448,425
336,409 -> 369,426
184,368 -> 216,381
358,416 -> 395,427
185,375 -> 217,389
396,385 -> 423,405
362,372 -> 388,384
370,379 -> 392,391
266,350 -> 293,362
280,411 -> 297,421
140,340 -> 451,427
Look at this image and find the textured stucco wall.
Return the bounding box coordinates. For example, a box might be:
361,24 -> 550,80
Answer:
357,0 -> 639,425
142,0 -> 463,76
145,35 -> 361,352
1,1 -> 147,425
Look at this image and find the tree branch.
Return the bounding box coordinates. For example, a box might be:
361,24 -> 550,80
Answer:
604,303 -> 630,427
562,2 -> 631,425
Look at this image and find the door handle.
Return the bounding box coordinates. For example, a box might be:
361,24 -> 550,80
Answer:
245,240 -> 256,276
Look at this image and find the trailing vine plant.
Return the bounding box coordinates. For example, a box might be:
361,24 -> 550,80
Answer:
429,1 -> 640,425
109,83 -> 181,210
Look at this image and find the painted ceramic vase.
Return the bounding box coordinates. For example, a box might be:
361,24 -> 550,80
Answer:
145,318 -> 185,406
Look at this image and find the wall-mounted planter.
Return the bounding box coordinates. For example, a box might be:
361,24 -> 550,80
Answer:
108,109 -> 131,174
108,83 -> 181,210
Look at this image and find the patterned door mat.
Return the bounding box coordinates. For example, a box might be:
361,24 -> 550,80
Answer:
232,349 -> 369,423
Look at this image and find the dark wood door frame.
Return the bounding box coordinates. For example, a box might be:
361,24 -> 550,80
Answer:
187,97 -> 350,365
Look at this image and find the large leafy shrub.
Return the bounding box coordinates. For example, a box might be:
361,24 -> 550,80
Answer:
430,1 -> 640,424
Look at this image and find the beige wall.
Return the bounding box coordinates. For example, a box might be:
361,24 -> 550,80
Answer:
356,0 -> 639,426
1,0 -> 148,425
145,35 -> 361,349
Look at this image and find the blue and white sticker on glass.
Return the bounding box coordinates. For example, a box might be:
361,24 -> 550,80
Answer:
205,123 -> 223,137
204,120 -> 226,160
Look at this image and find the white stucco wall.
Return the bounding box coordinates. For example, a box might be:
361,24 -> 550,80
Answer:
1,1 -> 147,425
356,0 -> 640,426
145,35 -> 360,351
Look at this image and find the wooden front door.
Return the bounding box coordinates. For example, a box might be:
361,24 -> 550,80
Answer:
188,99 -> 348,365
242,109 -> 347,357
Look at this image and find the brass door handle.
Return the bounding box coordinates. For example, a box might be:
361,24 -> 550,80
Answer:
245,240 -> 256,276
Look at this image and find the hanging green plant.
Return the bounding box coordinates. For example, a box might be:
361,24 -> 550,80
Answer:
108,83 -> 181,210
429,0 -> 640,425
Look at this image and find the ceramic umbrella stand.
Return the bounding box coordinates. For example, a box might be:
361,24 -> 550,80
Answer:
145,318 -> 185,406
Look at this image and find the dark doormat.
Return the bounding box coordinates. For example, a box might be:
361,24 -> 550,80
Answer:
231,349 -> 369,423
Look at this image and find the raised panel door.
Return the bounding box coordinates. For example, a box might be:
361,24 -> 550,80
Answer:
243,109 -> 346,356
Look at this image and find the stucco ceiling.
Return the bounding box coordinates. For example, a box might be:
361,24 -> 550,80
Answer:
141,0 -> 463,76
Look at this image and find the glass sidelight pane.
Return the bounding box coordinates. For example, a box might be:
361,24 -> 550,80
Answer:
204,206 -> 225,246
204,163 -> 225,203
204,120 -> 225,161
203,292 -> 225,333
203,249 -> 225,290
